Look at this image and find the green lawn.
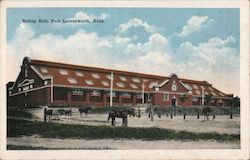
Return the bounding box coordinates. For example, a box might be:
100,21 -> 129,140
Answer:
7,108 -> 33,119
8,118 -> 239,142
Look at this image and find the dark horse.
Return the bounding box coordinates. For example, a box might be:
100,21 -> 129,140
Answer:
45,109 -> 53,119
107,109 -> 135,126
65,109 -> 72,116
202,106 -> 212,121
79,107 -> 91,117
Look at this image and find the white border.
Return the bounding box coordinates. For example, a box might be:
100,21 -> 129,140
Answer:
0,1 -> 249,160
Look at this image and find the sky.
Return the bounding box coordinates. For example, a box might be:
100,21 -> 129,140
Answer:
7,8 -> 240,96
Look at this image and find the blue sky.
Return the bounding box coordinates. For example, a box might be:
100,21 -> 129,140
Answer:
7,8 -> 240,95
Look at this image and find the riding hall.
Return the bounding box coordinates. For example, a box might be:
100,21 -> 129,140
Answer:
7,57 -> 233,108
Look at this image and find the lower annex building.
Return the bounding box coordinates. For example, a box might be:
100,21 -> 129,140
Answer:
7,57 -> 233,108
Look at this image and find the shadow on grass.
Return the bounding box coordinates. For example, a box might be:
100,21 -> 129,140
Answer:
7,118 -> 240,142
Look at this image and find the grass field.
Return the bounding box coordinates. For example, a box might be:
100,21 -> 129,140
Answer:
8,118 -> 239,142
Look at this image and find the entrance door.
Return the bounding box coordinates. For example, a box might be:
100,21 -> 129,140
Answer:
172,98 -> 176,106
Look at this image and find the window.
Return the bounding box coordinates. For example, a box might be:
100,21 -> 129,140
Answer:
135,93 -> 143,99
67,77 -> 78,84
23,86 -> 29,91
25,68 -> 28,77
192,97 -> 198,102
75,71 -> 84,77
193,84 -> 198,89
9,91 -> 12,94
85,80 -> 94,85
90,90 -> 100,96
91,73 -> 100,79
196,90 -> 201,95
211,99 -> 215,103
147,94 -> 152,101
107,91 -> 116,97
219,92 -> 224,96
44,80 -> 48,85
163,93 -> 169,101
209,87 -> 214,91
132,78 -> 140,83
149,82 -> 158,88
171,84 -> 177,91
130,83 -> 138,89
218,99 -> 222,103
120,76 -> 127,81
18,88 -> 21,92
41,67 -> 48,73
211,92 -> 217,96
184,83 -> 192,90
121,92 -> 131,98
30,84 -> 33,89
106,74 -> 111,79
101,81 -> 109,86
72,89 -> 83,95
59,69 -> 68,75
116,82 -> 125,88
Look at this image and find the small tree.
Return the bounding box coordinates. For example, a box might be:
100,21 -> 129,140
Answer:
205,94 -> 212,107
179,94 -> 188,105
229,96 -> 240,119
179,94 -> 188,117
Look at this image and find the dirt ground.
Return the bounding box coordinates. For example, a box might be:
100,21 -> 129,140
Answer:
7,136 -> 240,149
29,107 -> 240,134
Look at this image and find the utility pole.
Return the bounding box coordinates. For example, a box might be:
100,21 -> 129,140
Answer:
110,72 -> 114,107
142,82 -> 145,104
202,87 -> 204,106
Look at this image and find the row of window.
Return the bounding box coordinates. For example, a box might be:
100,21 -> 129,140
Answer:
71,89 -> 149,99
17,84 -> 33,92
162,93 -> 224,103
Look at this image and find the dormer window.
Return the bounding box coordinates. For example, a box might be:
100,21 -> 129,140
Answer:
75,71 -> 84,77
132,78 -> 140,83
91,73 -> 100,79
59,69 -> 68,75
41,68 -> 48,74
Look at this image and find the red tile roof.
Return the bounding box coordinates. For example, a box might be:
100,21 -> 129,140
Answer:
30,59 -> 230,98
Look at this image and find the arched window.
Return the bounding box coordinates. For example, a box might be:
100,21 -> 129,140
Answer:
172,84 -> 177,91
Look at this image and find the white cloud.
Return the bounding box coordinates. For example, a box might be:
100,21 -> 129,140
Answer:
7,23 -> 239,96
177,36 -> 239,95
177,16 -> 214,37
118,18 -> 163,33
73,12 -> 110,20
179,36 -> 238,65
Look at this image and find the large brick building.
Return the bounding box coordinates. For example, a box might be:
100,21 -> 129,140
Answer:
7,57 -> 233,108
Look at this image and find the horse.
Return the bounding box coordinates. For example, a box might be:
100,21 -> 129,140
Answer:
107,109 -> 131,126
79,107 -> 91,117
45,109 -> 53,119
202,106 -> 212,121
65,109 -> 72,116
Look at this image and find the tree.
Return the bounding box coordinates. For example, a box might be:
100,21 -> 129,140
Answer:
179,94 -> 188,118
179,94 -> 188,105
229,96 -> 240,119
205,94 -> 212,107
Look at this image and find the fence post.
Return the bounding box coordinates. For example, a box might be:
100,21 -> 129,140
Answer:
44,108 -> 47,122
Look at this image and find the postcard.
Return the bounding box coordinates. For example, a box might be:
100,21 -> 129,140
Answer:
0,0 -> 249,159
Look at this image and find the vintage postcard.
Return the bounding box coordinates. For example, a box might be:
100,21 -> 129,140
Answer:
0,0 -> 249,159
